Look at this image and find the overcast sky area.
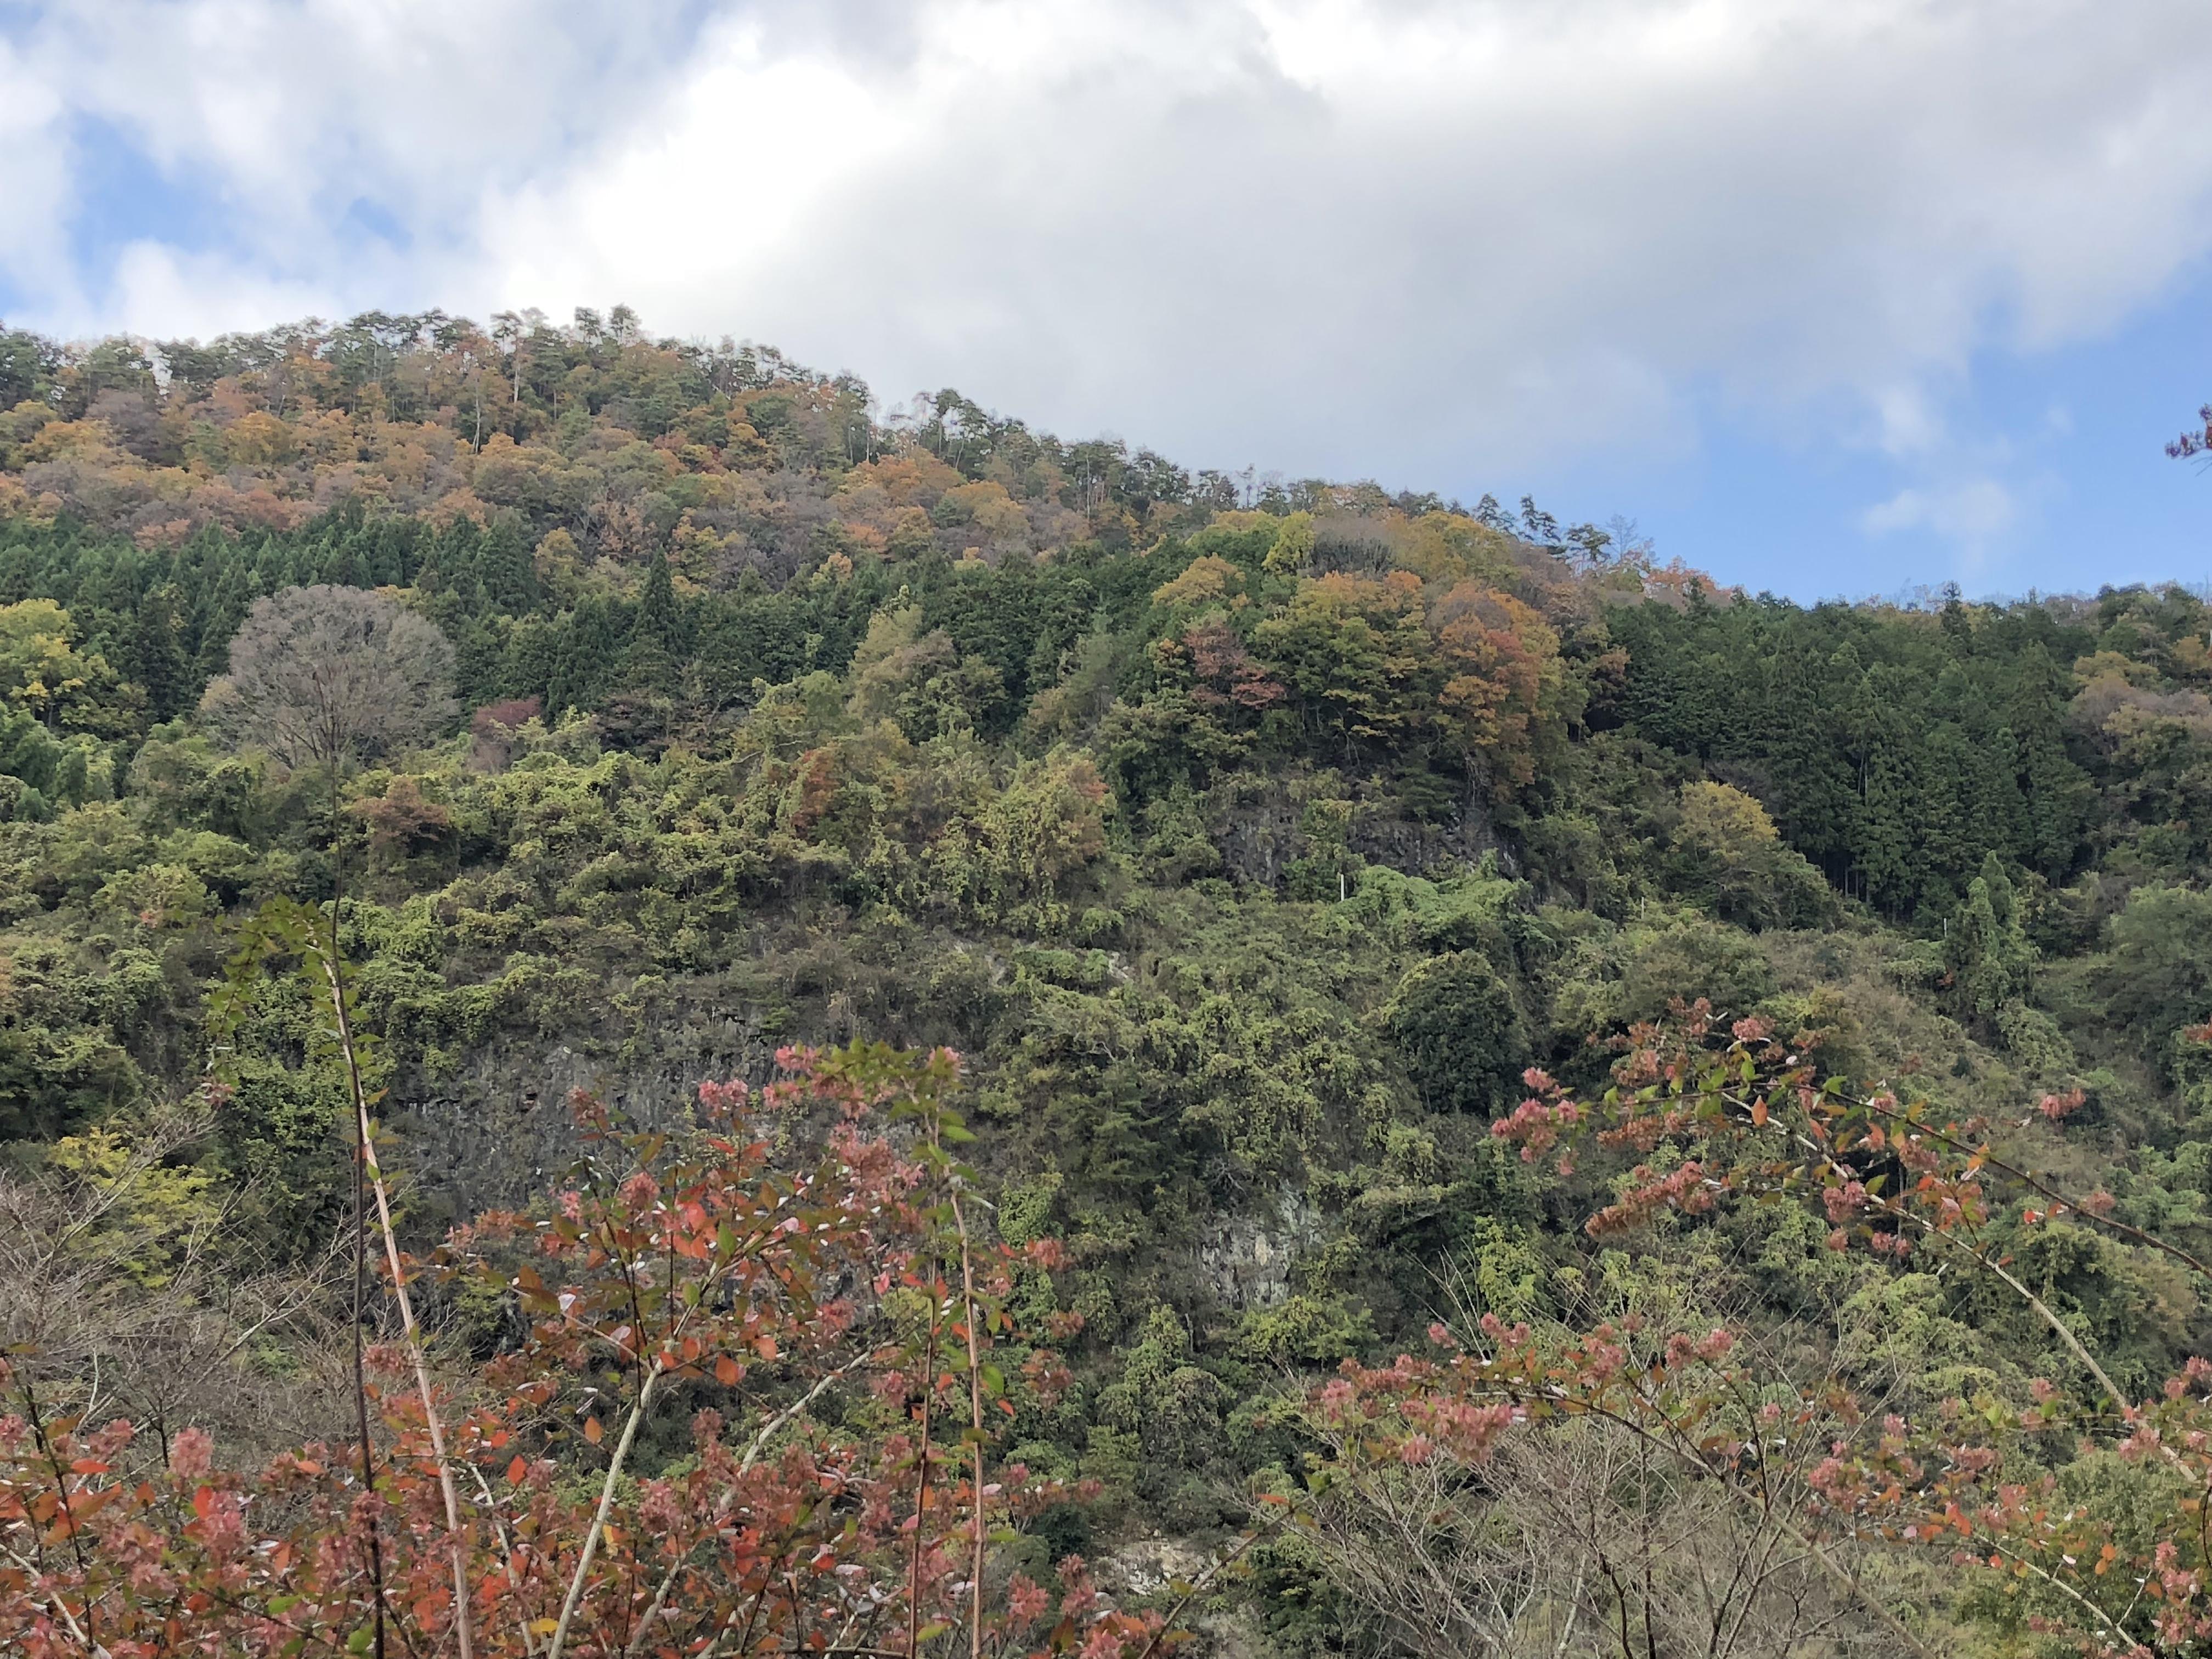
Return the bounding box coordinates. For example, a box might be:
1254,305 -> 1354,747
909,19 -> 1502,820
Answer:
2,0 -> 2209,601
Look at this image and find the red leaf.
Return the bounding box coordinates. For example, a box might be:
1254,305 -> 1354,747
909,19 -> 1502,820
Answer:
506,1455 -> 528,1485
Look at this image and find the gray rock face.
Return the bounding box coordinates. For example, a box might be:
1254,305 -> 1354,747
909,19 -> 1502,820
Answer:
1193,1186 -> 1321,1310
388,1017 -> 780,1223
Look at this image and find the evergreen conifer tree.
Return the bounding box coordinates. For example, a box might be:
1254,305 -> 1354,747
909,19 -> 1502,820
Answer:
620,550 -> 684,695
196,562 -> 253,680
1945,854 -> 2035,1021
317,538 -> 361,588
439,516 -> 483,583
1761,631 -> 1856,876
1913,721 -> 1978,906
477,520 -> 540,616
1846,660 -> 1927,915
253,543 -> 291,595
2005,644 -> 2093,878
499,617 -> 562,709
548,600 -> 616,714
125,583 -> 192,723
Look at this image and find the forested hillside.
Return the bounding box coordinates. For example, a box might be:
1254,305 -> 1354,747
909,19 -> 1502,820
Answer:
5,309 -> 2212,1657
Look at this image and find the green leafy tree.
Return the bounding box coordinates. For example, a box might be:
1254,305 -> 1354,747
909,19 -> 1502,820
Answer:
1386,950 -> 1525,1114
0,599 -> 134,735
1254,572 -> 1434,761
1667,780 -> 1831,930
2094,883 -> 2212,1079
1944,854 -> 2033,1020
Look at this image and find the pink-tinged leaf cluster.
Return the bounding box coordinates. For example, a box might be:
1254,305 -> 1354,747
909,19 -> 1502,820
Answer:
1473,1001 -> 2212,1656
0,1044 -> 1199,1659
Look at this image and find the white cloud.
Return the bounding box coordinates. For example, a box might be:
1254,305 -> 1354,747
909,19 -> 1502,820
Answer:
9,0 -> 2212,503
0,33 -> 74,308
0,0 -> 708,330
473,0 -> 2212,486
103,242 -> 345,343
1862,477 -> 2020,551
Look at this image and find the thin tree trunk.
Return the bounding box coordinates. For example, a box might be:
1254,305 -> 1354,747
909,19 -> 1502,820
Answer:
324,782 -> 473,1659
948,1180 -> 986,1659
335,769 -> 390,1659
907,1294 -> 938,1657
321,928 -> 476,1659
546,1363 -> 664,1659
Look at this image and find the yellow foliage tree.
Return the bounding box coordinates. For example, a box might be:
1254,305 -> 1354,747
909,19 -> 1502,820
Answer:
0,599 -> 129,732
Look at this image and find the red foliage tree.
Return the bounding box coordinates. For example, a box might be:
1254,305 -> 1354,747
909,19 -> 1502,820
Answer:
1307,1004 -> 2212,1656
0,1045 -> 1199,1659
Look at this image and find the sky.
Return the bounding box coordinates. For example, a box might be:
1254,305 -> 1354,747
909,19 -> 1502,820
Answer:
1,0 -> 2208,602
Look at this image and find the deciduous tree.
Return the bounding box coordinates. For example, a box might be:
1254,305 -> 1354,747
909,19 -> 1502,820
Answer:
200,585 -> 455,770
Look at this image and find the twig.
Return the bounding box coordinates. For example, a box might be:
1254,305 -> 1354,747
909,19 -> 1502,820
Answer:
329,775 -> 389,1659
466,1461 -> 539,1659
906,1293 -> 936,1659
1857,1093 -> 2212,1282
621,1357 -> 871,1659
2,1543 -> 112,1658
1978,1536 -> 2146,1658
1872,1198 -> 2128,1413
739,1350 -> 874,1476
546,1360 -> 664,1659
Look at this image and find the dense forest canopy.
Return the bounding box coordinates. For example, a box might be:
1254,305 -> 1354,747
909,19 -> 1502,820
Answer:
5,307 -> 2212,1656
